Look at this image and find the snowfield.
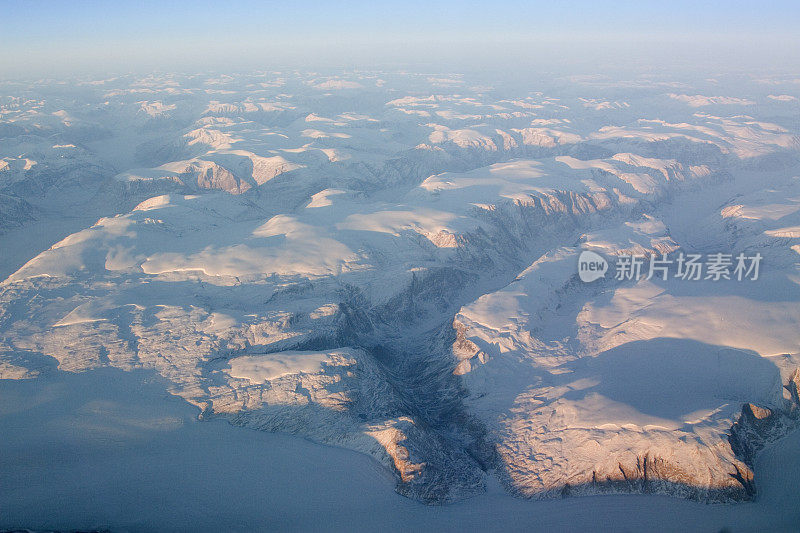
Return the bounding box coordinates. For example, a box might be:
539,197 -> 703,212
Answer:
1,69 -> 799,529
2,368 -> 799,532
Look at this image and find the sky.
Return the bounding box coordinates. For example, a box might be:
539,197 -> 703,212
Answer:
2,0 -> 800,76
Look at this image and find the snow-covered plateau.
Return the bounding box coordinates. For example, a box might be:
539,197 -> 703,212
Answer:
1,70 -> 799,530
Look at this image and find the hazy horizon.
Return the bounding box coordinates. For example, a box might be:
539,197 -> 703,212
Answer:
3,0 -> 800,78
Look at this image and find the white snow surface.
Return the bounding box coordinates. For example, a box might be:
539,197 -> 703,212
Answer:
1,368 -> 799,532
1,69 -> 800,526
227,350 -> 354,382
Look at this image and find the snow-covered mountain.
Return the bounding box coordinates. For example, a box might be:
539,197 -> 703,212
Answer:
1,70 -> 799,508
